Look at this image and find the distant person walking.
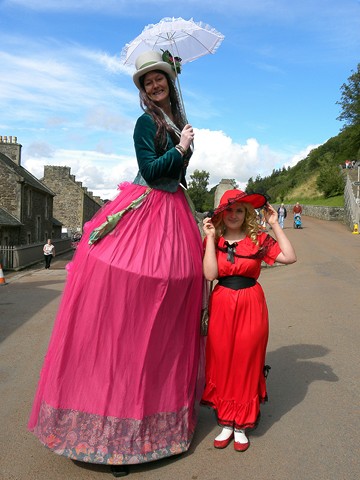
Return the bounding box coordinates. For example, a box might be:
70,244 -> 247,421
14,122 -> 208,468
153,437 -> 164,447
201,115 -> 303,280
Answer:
292,202 -> 302,216
43,239 -> 55,269
277,203 -> 287,229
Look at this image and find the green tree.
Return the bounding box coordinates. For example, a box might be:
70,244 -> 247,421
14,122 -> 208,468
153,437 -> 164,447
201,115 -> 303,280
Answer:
187,169 -> 210,212
316,165 -> 345,198
337,63 -> 360,127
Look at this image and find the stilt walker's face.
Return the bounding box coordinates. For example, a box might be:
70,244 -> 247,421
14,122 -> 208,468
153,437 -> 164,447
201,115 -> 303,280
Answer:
143,71 -> 170,106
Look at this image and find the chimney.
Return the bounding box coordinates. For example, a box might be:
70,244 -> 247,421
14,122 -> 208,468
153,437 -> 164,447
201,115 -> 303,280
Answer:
0,135 -> 22,165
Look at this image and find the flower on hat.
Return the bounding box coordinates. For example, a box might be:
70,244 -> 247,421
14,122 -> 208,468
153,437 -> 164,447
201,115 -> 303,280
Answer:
161,49 -> 182,74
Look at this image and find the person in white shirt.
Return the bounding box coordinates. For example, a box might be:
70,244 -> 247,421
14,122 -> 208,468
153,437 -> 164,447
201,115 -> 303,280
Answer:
43,239 -> 55,269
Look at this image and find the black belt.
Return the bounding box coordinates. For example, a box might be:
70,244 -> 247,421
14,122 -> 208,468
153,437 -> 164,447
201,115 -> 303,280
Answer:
217,275 -> 256,290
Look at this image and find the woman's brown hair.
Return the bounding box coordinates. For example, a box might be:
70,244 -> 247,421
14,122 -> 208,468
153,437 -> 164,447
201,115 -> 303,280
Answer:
139,71 -> 190,160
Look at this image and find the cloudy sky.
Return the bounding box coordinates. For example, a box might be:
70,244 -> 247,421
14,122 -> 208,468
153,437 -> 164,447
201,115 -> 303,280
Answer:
1,0 -> 359,199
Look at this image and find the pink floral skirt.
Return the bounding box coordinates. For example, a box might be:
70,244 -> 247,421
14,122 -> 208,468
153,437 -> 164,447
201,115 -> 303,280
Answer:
28,183 -> 204,464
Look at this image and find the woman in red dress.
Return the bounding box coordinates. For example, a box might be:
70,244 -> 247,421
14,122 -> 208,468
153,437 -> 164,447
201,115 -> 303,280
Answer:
201,189 -> 296,452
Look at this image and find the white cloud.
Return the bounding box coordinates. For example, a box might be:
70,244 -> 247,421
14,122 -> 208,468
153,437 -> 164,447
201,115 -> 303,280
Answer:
189,129 -> 295,188
26,141 -> 55,158
23,148 -> 138,200
0,36 -> 139,159
78,49 -> 132,75
85,105 -> 134,133
22,130 -> 314,201
0,38 -> 136,120
284,144 -> 319,169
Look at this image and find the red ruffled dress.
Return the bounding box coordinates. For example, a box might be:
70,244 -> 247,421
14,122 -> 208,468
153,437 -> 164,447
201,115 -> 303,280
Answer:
201,233 -> 281,429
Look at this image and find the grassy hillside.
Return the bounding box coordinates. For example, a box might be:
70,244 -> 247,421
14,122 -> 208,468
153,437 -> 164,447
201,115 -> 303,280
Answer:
246,124 -> 360,206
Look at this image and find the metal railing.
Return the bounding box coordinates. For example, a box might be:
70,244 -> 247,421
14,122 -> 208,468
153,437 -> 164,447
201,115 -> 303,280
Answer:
0,238 -> 72,271
0,245 -> 15,269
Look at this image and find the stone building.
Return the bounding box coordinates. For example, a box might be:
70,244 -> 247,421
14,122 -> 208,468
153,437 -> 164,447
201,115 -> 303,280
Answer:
0,136 -> 61,246
214,179 -> 236,207
0,207 -> 23,245
41,166 -> 103,235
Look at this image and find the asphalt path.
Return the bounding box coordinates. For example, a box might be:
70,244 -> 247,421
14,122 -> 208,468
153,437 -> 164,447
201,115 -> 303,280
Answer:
0,216 -> 359,480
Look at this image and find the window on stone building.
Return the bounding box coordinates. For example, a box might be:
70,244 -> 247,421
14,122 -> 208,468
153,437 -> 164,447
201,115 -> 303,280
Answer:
36,216 -> 41,242
44,196 -> 49,219
26,189 -> 32,217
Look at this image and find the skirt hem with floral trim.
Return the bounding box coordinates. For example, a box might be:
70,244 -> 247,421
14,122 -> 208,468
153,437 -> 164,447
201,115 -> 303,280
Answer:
31,401 -> 196,465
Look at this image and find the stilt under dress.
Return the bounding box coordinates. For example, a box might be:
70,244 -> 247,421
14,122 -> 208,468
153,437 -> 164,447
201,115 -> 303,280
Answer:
201,233 -> 281,429
28,182 -> 203,465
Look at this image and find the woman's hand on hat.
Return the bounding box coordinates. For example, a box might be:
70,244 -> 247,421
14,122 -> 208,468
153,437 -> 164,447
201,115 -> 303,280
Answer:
202,217 -> 215,238
179,124 -> 195,151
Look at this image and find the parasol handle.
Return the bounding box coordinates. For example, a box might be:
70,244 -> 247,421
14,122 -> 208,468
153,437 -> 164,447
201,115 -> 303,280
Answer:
168,54 -> 188,123
175,75 -> 188,123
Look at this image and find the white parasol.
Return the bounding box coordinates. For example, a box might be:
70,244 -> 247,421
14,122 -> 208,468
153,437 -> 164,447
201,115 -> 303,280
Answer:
121,17 -> 224,117
121,17 -> 224,66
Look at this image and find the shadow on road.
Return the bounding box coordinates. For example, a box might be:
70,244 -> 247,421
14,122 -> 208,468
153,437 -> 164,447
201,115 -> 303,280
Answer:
0,252 -> 73,343
253,343 -> 339,436
0,278 -> 66,343
51,344 -> 340,477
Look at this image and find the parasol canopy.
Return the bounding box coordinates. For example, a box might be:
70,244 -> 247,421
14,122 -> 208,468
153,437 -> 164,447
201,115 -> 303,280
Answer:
121,17 -> 224,67
121,17 -> 224,122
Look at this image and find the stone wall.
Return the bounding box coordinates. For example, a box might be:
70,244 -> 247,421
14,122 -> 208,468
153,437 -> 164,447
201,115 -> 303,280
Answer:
214,179 -> 235,208
213,182 -> 345,223
83,191 -> 103,226
273,204 -> 344,222
0,168 -> 57,244
302,205 -> 344,221
42,166 -> 83,233
0,227 -> 21,246
19,186 -> 56,243
0,162 -> 21,219
42,166 -> 103,234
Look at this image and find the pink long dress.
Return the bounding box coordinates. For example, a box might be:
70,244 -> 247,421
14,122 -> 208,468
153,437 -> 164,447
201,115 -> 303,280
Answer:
28,182 -> 203,465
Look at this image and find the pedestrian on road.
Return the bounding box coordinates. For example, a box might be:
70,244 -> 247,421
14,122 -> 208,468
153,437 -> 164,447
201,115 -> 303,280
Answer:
293,202 -> 303,216
277,203 -> 287,229
201,189 -> 296,452
28,50 -> 203,477
258,207 -> 268,231
43,239 -> 55,269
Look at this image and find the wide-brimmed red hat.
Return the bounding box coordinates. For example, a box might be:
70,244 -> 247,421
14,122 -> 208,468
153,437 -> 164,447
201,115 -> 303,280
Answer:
212,189 -> 267,218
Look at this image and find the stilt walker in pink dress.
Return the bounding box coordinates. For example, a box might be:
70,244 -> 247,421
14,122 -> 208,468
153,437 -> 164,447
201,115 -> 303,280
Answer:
201,190 -> 296,452
28,51 -> 203,476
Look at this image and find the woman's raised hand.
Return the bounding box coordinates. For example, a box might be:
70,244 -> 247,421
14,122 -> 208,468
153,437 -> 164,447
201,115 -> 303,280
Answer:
263,203 -> 279,225
179,124 -> 195,151
202,217 -> 216,238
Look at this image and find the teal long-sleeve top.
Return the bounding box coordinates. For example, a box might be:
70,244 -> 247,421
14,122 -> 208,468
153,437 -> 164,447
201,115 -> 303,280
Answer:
133,113 -> 187,192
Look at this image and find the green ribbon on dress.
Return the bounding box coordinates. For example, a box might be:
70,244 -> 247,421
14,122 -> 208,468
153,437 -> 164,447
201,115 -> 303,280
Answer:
88,188 -> 152,245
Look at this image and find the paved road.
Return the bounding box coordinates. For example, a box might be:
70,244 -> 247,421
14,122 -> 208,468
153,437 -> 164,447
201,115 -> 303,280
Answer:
1,217 -> 359,480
